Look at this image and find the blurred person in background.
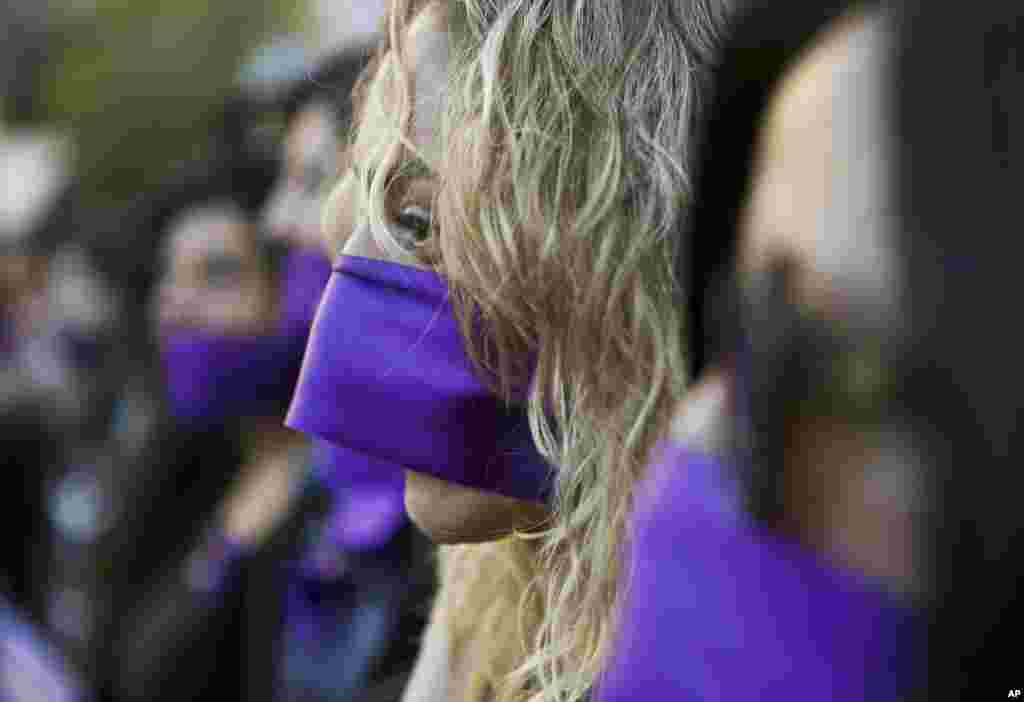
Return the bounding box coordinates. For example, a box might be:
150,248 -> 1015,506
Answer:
1,128 -> 74,374
285,1 -> 729,701
103,135 -> 425,702
267,48 -> 435,702
263,46 -> 368,299
1,126 -> 135,700
601,2 -> 923,698
2,127 -> 126,637
600,0 -> 1024,698
1,129 -> 74,626
104,154 -> 306,702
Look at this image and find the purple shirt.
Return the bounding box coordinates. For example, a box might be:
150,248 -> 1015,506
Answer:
599,442 -> 920,702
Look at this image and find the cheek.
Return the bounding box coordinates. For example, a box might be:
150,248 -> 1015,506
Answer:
202,280 -> 277,331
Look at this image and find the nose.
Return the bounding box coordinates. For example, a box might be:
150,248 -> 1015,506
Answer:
341,221 -> 392,261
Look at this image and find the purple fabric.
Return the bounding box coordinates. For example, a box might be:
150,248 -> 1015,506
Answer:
1,594 -> 87,702
158,246 -> 331,426
159,327 -> 305,426
599,442 -> 920,702
0,316 -> 14,360
286,255 -> 553,503
56,326 -> 107,370
312,440 -> 407,552
279,247 -> 333,333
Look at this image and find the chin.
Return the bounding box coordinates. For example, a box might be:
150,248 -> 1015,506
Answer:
403,469 -> 550,545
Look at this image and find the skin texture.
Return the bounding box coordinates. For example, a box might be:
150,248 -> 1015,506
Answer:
732,14 -> 919,588
263,101 -> 340,256
404,470 -> 550,545
337,0 -> 552,544
156,203 -> 276,334
0,253 -> 47,330
739,12 -> 898,320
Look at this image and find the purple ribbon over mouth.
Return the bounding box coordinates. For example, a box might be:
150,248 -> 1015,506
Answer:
286,255 -> 553,503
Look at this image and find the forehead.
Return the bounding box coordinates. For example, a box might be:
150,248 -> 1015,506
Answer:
743,13 -> 897,319
356,1 -> 448,169
163,203 -> 254,261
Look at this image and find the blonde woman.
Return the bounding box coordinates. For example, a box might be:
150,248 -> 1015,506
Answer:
287,1 -> 729,700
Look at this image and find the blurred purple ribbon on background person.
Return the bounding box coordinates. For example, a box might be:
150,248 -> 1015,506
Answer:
312,440 -> 407,553
286,254 -> 553,503
598,442 -> 921,702
159,246 -> 331,427
278,247 -> 332,334
159,328 -> 304,426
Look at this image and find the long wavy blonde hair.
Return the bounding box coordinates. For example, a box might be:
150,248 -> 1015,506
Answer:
326,1 -> 728,700
438,2 -> 728,701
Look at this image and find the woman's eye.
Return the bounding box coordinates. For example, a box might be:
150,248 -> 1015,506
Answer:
394,205 -> 433,241
201,255 -> 246,288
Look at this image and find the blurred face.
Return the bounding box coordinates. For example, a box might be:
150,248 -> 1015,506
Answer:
155,203 -> 276,334
336,0 -> 549,543
739,13 -> 899,318
263,101 -> 340,255
733,14 -> 922,589
0,250 -> 47,323
0,134 -> 67,332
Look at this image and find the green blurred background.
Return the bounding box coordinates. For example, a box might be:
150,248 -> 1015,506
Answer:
2,0 -> 382,211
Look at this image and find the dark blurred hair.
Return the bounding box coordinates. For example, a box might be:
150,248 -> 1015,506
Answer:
281,45 -> 374,132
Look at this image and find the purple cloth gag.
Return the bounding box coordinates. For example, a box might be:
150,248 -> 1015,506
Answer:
311,440 -> 407,553
160,327 -> 305,426
159,247 -> 331,427
278,247 -> 333,334
286,255 -> 553,503
599,442 -> 920,702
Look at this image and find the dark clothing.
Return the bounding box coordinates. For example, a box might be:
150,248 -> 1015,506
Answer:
101,431 -> 435,702
1,395 -> 62,626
